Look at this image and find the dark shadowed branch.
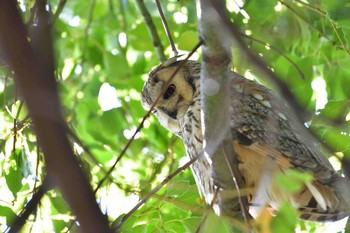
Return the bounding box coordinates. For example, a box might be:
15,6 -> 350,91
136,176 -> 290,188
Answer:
0,1 -> 111,232
52,0 -> 67,24
8,176 -> 53,233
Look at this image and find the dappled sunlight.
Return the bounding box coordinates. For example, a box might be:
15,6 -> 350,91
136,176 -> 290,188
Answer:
98,83 -> 122,111
311,77 -> 328,110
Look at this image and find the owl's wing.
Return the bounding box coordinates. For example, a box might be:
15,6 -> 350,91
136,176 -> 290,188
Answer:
229,72 -> 350,221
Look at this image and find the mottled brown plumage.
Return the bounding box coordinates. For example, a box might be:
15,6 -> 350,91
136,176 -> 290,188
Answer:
141,57 -> 350,221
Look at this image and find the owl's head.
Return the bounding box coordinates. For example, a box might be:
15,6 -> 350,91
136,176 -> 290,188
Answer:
141,57 -> 201,136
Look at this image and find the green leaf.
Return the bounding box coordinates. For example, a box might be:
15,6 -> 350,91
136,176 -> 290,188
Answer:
275,169 -> 313,193
342,27 -> 350,51
52,219 -> 67,232
100,109 -> 123,136
18,149 -> 33,178
320,127 -> 350,155
201,212 -> 239,233
0,205 -> 16,226
270,202 -> 297,233
182,217 -> 202,232
319,100 -> 350,122
178,31 -> 199,51
11,100 -> 28,121
244,0 -> 278,23
321,0 -> 348,12
103,52 -> 129,80
5,151 -> 23,198
49,191 -> 69,214
285,57 -> 313,108
166,180 -> 190,198
128,23 -> 154,51
132,53 -> 147,75
112,214 -> 137,233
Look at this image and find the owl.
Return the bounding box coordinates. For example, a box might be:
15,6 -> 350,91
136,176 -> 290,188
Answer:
141,56 -> 350,221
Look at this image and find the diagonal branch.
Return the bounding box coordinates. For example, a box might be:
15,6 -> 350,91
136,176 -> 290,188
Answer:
8,176 -> 54,233
0,1 -> 111,232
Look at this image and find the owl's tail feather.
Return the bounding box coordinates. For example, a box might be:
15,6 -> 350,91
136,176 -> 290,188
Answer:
298,207 -> 349,222
299,178 -> 350,222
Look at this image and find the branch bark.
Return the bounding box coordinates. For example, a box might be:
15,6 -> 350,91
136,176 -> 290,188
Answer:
197,0 -> 250,225
0,1 -> 111,232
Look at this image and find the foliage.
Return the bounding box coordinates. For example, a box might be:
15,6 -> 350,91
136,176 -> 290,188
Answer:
0,0 -> 349,232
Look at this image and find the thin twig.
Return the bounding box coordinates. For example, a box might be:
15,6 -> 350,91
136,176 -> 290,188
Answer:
221,145 -> 250,222
135,0 -> 166,61
81,0 -> 96,67
279,0 -> 330,41
329,20 -> 350,55
147,135 -> 178,184
155,0 -> 178,56
27,1 -> 38,26
238,32 -> 305,80
292,0 -> 326,16
286,0 -> 350,55
113,152 -> 199,230
51,0 -> 67,24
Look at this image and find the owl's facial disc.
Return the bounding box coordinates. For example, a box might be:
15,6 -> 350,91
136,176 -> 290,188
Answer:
141,65 -> 195,137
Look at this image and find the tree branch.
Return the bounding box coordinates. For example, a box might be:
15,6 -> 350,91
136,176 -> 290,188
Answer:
0,1 -> 111,232
135,0 -> 166,62
8,176 -> 53,233
155,0 -> 178,56
52,0 -> 67,24
197,0 -> 250,224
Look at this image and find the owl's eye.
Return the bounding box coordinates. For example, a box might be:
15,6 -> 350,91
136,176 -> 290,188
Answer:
163,84 -> 176,99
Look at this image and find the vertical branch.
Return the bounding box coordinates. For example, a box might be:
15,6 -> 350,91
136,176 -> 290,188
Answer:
0,1 -> 111,232
135,0 -> 166,62
197,0 -> 250,222
155,0 -> 178,56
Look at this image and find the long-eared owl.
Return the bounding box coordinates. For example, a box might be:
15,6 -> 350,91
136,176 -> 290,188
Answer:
141,56 -> 350,221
